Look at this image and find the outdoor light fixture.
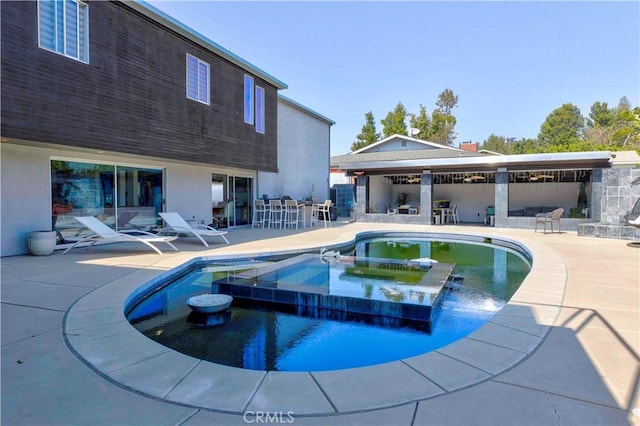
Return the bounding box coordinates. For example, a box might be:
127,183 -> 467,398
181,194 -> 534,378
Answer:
530,172 -> 555,181
464,174 -> 486,182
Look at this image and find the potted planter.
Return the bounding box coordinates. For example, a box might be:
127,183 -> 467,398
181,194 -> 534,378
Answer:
28,230 -> 57,256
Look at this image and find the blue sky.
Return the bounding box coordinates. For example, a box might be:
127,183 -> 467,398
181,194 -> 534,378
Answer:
146,1 -> 639,155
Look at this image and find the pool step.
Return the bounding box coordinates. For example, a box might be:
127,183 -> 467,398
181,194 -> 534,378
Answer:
273,267 -> 328,288
213,254 -> 454,332
419,263 -> 455,289
235,253 -> 317,279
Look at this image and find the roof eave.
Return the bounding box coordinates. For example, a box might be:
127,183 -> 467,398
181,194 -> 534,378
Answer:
278,95 -> 335,125
351,134 -> 464,154
128,1 -> 288,90
339,151 -> 614,171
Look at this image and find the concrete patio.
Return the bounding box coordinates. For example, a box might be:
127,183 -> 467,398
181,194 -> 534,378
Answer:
2,221 -> 639,425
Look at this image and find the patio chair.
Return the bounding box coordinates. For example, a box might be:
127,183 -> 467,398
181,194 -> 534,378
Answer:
317,200 -> 332,228
628,215 -> 640,248
444,205 -> 459,224
534,208 -> 564,233
158,212 -> 229,246
63,216 -> 178,255
252,199 -> 268,228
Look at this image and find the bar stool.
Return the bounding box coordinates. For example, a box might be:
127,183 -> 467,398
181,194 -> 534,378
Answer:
252,199 -> 268,228
268,199 -> 284,228
310,203 -> 319,227
284,200 -> 304,229
317,200 -> 332,228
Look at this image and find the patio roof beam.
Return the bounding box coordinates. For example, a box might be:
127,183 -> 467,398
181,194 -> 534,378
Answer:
340,151 -> 612,173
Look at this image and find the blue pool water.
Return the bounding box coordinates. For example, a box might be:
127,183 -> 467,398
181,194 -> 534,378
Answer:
127,236 -> 531,371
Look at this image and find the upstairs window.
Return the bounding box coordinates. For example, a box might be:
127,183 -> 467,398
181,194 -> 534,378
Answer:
38,0 -> 89,63
255,86 -> 265,134
186,54 -> 210,104
244,74 -> 255,125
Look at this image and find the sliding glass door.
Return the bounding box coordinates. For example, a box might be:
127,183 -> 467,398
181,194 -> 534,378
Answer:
228,176 -> 252,227
51,160 -> 163,243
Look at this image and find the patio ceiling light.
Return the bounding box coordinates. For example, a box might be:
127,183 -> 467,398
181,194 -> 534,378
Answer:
530,172 -> 555,181
464,174 -> 486,182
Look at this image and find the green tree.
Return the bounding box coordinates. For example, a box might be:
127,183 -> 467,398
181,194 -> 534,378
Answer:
618,96 -> 631,112
430,110 -> 457,146
538,103 -> 585,151
381,102 -> 408,137
351,111 -> 381,151
429,89 -> 459,146
587,101 -> 614,128
481,134 -> 508,153
612,107 -> 640,149
583,126 -> 613,150
435,88 -> 458,115
408,105 -> 431,140
509,138 -> 539,154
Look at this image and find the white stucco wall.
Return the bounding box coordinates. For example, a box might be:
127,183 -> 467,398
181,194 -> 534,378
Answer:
165,163 -> 257,225
434,183 -> 495,223
330,171 -> 352,187
508,182 -> 585,215
1,144 -> 53,256
0,143 -> 248,256
259,99 -> 331,201
368,176 -> 392,212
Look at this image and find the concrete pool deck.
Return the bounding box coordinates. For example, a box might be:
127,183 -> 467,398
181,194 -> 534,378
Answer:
2,222 -> 639,425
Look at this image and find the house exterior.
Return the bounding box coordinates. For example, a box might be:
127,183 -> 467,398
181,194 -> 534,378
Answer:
262,95 -> 334,201
331,135 -> 640,240
1,0 -> 332,256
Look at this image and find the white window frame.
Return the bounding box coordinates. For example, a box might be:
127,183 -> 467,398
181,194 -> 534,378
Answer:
186,54 -> 210,105
255,85 -> 265,134
244,74 -> 255,125
38,0 -> 89,63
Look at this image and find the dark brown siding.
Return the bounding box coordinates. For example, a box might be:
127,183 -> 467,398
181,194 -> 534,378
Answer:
1,1 -> 278,172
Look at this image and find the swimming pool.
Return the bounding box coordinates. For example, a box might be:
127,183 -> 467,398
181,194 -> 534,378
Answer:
126,234 -> 531,371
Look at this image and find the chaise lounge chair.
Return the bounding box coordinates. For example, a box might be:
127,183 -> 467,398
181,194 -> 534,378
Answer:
63,216 -> 179,255
158,212 -> 229,247
628,215 -> 640,248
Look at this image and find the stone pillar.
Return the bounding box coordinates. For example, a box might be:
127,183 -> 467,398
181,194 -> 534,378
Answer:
590,168 -> 602,222
355,175 -> 367,221
494,169 -> 509,227
602,168 -> 640,224
420,171 -> 433,224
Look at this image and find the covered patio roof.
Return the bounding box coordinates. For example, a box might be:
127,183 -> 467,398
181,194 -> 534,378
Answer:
339,151 -> 617,175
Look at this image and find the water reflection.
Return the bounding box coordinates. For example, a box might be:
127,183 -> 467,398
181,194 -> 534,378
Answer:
127,237 -> 530,371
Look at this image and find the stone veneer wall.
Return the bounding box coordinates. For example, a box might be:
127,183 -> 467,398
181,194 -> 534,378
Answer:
578,167 -> 640,240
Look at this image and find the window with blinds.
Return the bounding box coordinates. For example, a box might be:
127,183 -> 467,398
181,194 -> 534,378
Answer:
186,54 -> 210,105
255,86 -> 265,134
244,74 -> 255,125
38,0 -> 89,63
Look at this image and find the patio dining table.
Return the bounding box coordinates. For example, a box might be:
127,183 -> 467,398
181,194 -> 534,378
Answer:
432,208 -> 447,224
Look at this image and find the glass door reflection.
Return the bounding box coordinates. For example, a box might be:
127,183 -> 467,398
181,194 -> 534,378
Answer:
226,176 -> 253,227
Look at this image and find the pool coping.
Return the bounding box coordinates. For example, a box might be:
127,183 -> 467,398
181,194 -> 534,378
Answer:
63,229 -> 565,415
